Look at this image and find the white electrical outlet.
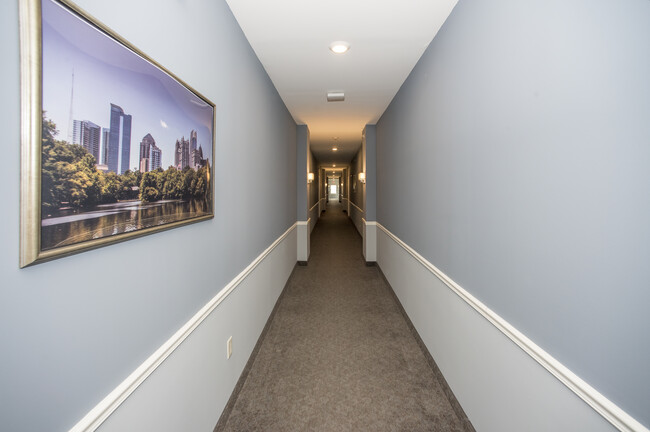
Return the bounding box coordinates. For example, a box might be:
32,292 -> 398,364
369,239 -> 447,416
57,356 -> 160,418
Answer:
227,336 -> 232,359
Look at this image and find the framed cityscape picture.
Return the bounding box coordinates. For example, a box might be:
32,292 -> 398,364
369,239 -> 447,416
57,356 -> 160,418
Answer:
19,0 -> 215,267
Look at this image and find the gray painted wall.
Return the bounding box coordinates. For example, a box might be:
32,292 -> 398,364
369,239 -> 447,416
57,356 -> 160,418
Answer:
348,146 -> 365,235
364,125 -> 376,221
308,146 -> 319,214
339,168 -> 347,203
307,148 -> 320,233
376,0 -> 650,425
339,168 -> 348,215
0,0 -> 296,431
296,125 -> 308,220
349,148 -> 364,211
320,167 -> 327,209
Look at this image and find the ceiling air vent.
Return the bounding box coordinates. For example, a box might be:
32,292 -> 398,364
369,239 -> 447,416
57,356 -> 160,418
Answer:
327,92 -> 345,102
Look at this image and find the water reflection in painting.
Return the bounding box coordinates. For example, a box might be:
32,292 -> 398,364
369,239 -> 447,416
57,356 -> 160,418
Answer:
41,199 -> 209,250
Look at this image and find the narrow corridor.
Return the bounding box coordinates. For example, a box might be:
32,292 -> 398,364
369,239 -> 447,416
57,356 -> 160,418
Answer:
217,202 -> 474,431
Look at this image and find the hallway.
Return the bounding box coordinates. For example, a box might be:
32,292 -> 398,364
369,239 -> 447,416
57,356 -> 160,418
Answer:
217,203 -> 473,431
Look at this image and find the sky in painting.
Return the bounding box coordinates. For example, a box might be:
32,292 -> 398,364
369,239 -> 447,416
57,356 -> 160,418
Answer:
41,0 -> 214,171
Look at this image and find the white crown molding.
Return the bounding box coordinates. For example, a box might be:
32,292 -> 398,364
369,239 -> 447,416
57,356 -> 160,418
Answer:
377,223 -> 648,432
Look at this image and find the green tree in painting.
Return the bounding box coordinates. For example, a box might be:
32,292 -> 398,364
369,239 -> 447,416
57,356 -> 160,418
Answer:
65,153 -> 102,208
182,167 -> 196,199
120,169 -> 141,200
161,167 -> 183,199
41,113 -> 91,212
193,166 -> 207,197
100,172 -> 120,204
139,171 -> 160,202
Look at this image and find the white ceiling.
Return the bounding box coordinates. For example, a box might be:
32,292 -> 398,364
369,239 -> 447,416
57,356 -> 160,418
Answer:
225,0 -> 459,166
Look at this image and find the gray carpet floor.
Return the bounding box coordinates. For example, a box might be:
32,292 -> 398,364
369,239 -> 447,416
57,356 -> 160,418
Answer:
216,202 -> 474,432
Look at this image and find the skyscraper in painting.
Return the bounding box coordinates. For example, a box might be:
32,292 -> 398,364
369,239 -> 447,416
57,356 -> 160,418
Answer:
175,136 -> 190,170
102,127 -> 109,165
192,145 -> 204,168
150,144 -> 162,171
71,120 -> 81,145
139,133 -> 153,172
139,133 -> 162,172
175,131 -> 207,171
106,103 -> 132,174
189,129 -> 203,169
72,119 -> 101,162
190,129 -> 197,153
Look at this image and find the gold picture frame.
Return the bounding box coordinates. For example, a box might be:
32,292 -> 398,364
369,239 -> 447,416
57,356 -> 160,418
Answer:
19,0 -> 215,267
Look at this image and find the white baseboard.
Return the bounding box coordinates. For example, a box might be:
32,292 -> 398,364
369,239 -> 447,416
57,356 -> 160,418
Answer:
71,224 -> 298,432
376,223 -> 647,432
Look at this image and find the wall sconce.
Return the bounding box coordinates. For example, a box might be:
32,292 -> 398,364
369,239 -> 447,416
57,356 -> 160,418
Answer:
359,172 -> 366,184
307,172 -> 314,183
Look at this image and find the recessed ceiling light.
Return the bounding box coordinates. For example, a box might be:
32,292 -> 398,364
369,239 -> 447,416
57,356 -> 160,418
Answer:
333,164 -> 336,167
329,41 -> 350,54
332,147 -> 338,152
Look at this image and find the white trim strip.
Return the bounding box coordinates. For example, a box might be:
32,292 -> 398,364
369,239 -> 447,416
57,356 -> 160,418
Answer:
377,223 -> 648,432
309,201 -> 319,212
69,223 -> 298,432
348,201 -> 364,214
362,219 -> 377,226
296,219 -> 310,226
